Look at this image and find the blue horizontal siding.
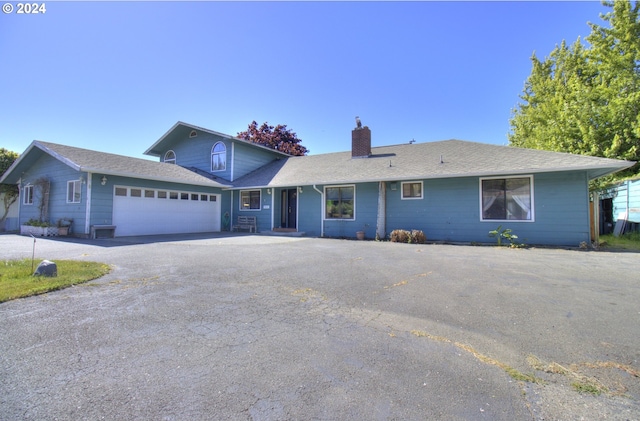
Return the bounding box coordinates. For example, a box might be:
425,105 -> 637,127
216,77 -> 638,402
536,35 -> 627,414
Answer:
232,188 -> 273,232
162,134 -> 233,181
385,172 -> 590,246
18,154 -> 87,228
232,142 -> 283,180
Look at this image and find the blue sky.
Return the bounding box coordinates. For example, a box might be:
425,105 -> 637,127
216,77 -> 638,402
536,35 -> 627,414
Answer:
1,1 -> 607,160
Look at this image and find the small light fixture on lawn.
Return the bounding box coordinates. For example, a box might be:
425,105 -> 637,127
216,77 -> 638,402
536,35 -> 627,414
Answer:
101,176 -> 108,186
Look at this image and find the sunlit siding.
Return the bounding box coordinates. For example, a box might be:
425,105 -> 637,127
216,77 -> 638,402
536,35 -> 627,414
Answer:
384,172 -> 590,246
297,186 -> 322,237
164,134 -> 233,180
233,188 -> 272,232
232,142 -> 283,180
18,154 -> 87,227
321,182 -> 378,239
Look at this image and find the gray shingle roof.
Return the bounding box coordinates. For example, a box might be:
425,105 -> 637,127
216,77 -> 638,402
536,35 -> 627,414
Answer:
9,141 -> 230,187
231,140 -> 635,188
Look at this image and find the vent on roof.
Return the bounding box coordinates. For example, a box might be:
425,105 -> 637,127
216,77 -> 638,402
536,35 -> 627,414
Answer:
189,130 -> 198,138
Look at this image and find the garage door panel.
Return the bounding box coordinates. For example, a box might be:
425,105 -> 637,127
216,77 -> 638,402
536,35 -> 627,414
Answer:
113,187 -> 220,237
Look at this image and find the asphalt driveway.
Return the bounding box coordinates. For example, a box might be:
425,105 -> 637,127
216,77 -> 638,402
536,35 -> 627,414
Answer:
1,233 -> 638,420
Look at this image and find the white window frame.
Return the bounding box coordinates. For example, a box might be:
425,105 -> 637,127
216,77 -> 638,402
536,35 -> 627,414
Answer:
211,142 -> 226,172
240,190 -> 261,211
479,175 -> 535,222
401,181 -> 423,200
67,180 -> 82,203
164,150 -> 176,164
23,184 -> 34,205
324,184 -> 356,220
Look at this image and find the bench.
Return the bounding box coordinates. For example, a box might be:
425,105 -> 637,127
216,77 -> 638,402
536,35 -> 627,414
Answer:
233,216 -> 257,233
91,225 -> 116,239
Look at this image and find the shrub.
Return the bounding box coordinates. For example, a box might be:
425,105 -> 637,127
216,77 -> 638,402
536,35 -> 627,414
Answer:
411,230 -> 427,244
390,229 -> 426,244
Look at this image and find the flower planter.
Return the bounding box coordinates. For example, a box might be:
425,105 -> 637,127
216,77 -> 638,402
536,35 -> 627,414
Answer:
20,225 -> 59,237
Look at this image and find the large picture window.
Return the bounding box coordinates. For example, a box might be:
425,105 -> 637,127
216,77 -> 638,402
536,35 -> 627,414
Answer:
481,176 -> 533,221
211,142 -> 226,172
240,190 -> 261,210
325,185 -> 355,219
67,180 -> 81,203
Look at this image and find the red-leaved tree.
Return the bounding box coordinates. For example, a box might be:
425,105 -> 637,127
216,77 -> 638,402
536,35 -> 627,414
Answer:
237,121 -> 308,156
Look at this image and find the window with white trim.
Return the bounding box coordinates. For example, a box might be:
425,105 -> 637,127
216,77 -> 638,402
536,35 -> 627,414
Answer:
240,190 -> 261,210
164,150 -> 176,164
67,180 -> 81,203
402,181 -> 423,199
211,142 -> 226,172
481,176 -> 533,221
23,185 -> 34,205
325,185 -> 355,219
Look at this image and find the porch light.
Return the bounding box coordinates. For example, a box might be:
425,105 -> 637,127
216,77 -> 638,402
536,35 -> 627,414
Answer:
298,186 -> 303,194
101,176 -> 108,186
267,188 -> 271,195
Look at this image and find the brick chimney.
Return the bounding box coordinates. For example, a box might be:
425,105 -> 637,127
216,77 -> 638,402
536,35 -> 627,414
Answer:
352,118 -> 371,158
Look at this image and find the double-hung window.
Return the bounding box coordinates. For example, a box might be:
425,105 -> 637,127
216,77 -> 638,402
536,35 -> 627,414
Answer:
240,190 -> 261,210
67,180 -> 82,203
325,185 -> 355,219
23,185 -> 34,205
480,176 -> 533,221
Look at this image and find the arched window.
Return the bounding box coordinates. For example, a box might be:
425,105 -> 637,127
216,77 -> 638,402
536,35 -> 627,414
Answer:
211,142 -> 226,172
164,150 -> 176,164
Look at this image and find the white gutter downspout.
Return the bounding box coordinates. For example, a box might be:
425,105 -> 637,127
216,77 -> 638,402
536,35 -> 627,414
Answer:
313,185 -> 324,237
84,172 -> 92,236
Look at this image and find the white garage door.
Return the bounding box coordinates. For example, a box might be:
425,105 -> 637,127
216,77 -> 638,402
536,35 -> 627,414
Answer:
113,186 -> 221,236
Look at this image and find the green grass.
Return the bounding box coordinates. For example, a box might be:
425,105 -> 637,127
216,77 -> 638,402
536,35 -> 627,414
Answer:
599,231 -> 640,251
0,259 -> 111,303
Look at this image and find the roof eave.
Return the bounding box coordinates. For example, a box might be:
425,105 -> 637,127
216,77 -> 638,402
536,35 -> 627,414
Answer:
80,166 -> 228,188
224,162 -> 636,190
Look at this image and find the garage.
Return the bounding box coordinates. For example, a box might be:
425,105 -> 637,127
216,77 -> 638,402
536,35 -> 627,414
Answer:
113,186 -> 221,236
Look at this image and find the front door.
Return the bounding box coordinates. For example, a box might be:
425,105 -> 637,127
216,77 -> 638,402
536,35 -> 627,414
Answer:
280,189 -> 297,229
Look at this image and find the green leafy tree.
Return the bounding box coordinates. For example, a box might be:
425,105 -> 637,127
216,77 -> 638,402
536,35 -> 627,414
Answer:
0,148 -> 19,229
509,0 -> 640,181
237,121 -> 309,156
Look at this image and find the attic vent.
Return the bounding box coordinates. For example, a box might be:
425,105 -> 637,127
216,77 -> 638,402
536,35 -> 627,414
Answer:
189,130 -> 198,138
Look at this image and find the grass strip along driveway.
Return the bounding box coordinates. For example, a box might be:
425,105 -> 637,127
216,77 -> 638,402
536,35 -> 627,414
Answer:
0,259 -> 111,303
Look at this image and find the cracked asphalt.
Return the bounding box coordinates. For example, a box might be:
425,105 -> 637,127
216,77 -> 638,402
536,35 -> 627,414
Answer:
1,233 -> 639,420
